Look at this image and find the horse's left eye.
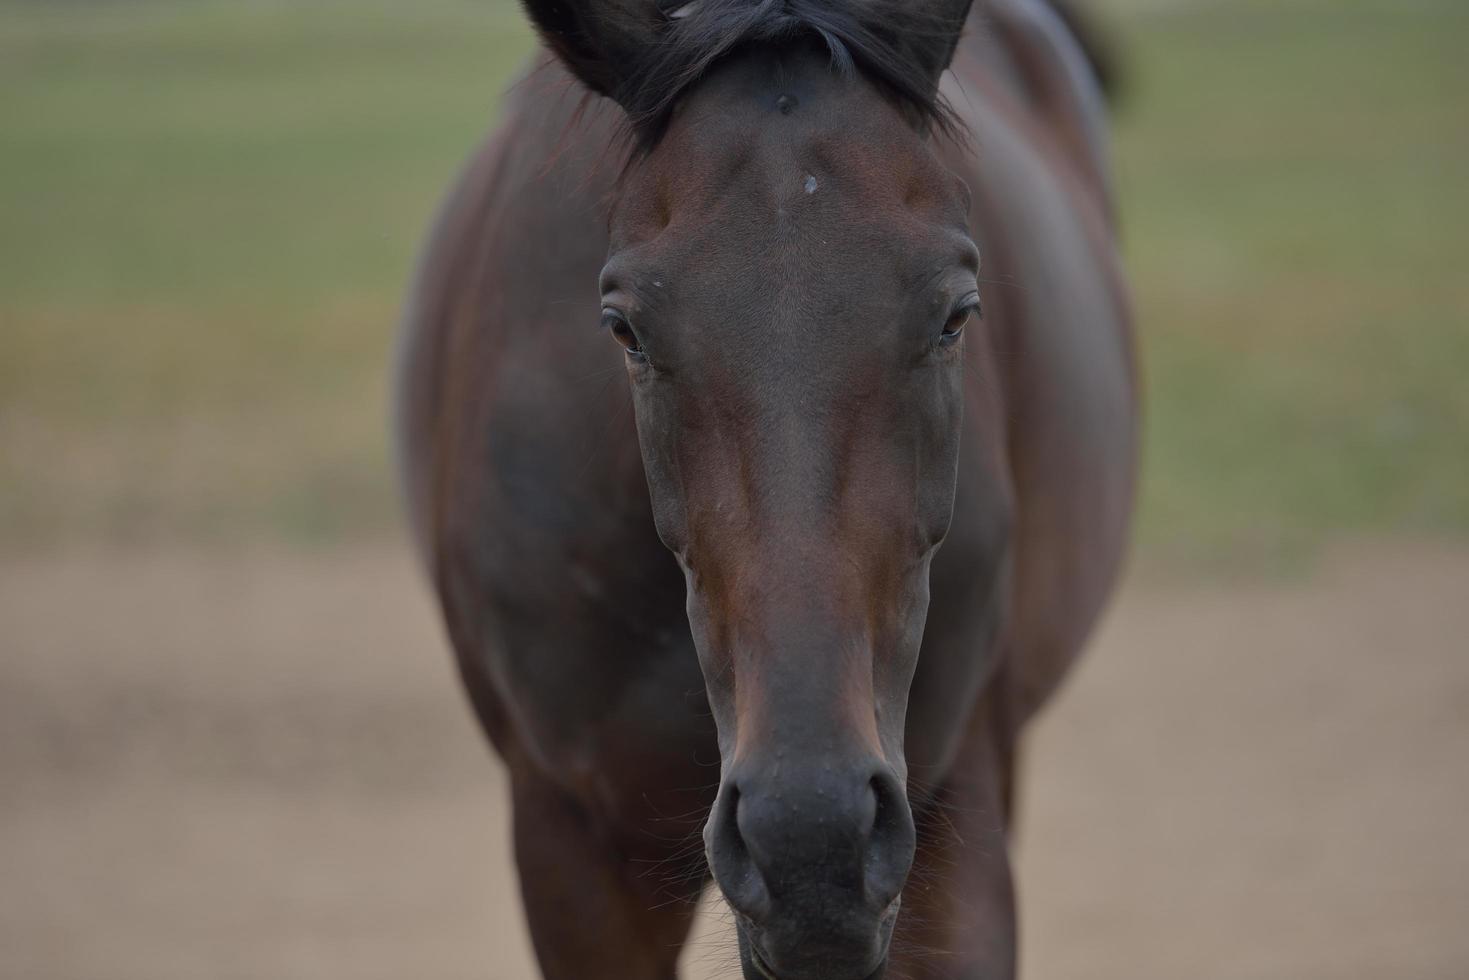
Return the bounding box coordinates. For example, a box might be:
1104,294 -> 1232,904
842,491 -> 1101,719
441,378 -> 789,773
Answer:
940,293 -> 981,345
601,307 -> 645,358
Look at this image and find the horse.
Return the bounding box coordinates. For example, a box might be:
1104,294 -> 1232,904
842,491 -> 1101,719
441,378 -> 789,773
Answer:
395,1 -> 1136,977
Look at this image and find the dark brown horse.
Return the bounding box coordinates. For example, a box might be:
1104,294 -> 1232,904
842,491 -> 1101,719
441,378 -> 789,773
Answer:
396,1 -> 1135,977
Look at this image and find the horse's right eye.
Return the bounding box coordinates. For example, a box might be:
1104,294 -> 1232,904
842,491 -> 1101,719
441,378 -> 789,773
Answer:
601,308 -> 644,358
939,293 -> 981,346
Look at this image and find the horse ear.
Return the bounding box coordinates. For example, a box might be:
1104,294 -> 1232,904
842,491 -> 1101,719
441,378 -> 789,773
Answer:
896,0 -> 976,87
517,0 -> 665,102
519,0 -> 976,108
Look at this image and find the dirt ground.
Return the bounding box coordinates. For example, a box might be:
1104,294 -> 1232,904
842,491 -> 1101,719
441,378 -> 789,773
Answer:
2,542 -> 1466,980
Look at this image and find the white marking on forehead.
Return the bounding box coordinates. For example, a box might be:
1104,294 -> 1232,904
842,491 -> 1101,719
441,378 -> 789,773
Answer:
666,1 -> 699,19
803,174 -> 818,195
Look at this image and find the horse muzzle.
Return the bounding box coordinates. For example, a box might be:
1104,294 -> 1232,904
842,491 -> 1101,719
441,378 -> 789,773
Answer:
735,901 -> 898,980
707,759 -> 914,980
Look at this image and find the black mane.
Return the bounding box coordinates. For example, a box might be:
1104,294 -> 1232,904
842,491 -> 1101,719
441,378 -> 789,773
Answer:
615,0 -> 964,148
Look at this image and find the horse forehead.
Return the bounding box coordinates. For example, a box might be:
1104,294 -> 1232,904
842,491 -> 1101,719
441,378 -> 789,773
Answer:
609,57 -> 967,313
643,55 -> 950,220
659,112 -> 933,213
632,117 -> 955,287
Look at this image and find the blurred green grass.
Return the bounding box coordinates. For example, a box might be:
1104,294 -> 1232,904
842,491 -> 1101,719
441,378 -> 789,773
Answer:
0,0 -> 533,545
1,0 -> 1465,569
1117,0 -> 1469,569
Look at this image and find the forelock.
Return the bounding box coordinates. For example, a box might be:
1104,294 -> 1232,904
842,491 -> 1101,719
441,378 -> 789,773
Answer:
617,0 -> 963,150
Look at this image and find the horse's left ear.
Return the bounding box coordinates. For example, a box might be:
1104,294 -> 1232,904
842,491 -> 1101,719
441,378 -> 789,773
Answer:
890,0 -> 976,88
517,0 -> 665,104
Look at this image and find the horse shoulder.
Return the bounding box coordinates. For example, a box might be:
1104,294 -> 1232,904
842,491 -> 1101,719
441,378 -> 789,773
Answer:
939,58 -> 1138,729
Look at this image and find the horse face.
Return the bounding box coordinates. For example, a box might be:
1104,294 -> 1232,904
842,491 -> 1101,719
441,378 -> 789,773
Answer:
601,50 -> 977,979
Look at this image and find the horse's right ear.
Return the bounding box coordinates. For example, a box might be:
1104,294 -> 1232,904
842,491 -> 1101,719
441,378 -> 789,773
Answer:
518,0 -> 664,103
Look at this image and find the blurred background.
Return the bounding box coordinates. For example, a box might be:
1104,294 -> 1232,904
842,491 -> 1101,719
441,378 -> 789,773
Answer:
2,1 -> 1466,978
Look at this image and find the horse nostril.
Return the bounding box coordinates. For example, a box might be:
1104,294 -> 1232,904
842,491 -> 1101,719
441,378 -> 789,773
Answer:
869,773 -> 897,840
854,776 -> 879,839
864,769 -> 916,907
708,783 -> 772,919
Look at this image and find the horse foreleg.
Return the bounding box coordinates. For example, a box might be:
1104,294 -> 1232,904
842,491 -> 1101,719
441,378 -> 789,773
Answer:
508,762 -> 706,980
890,719 -> 1018,980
